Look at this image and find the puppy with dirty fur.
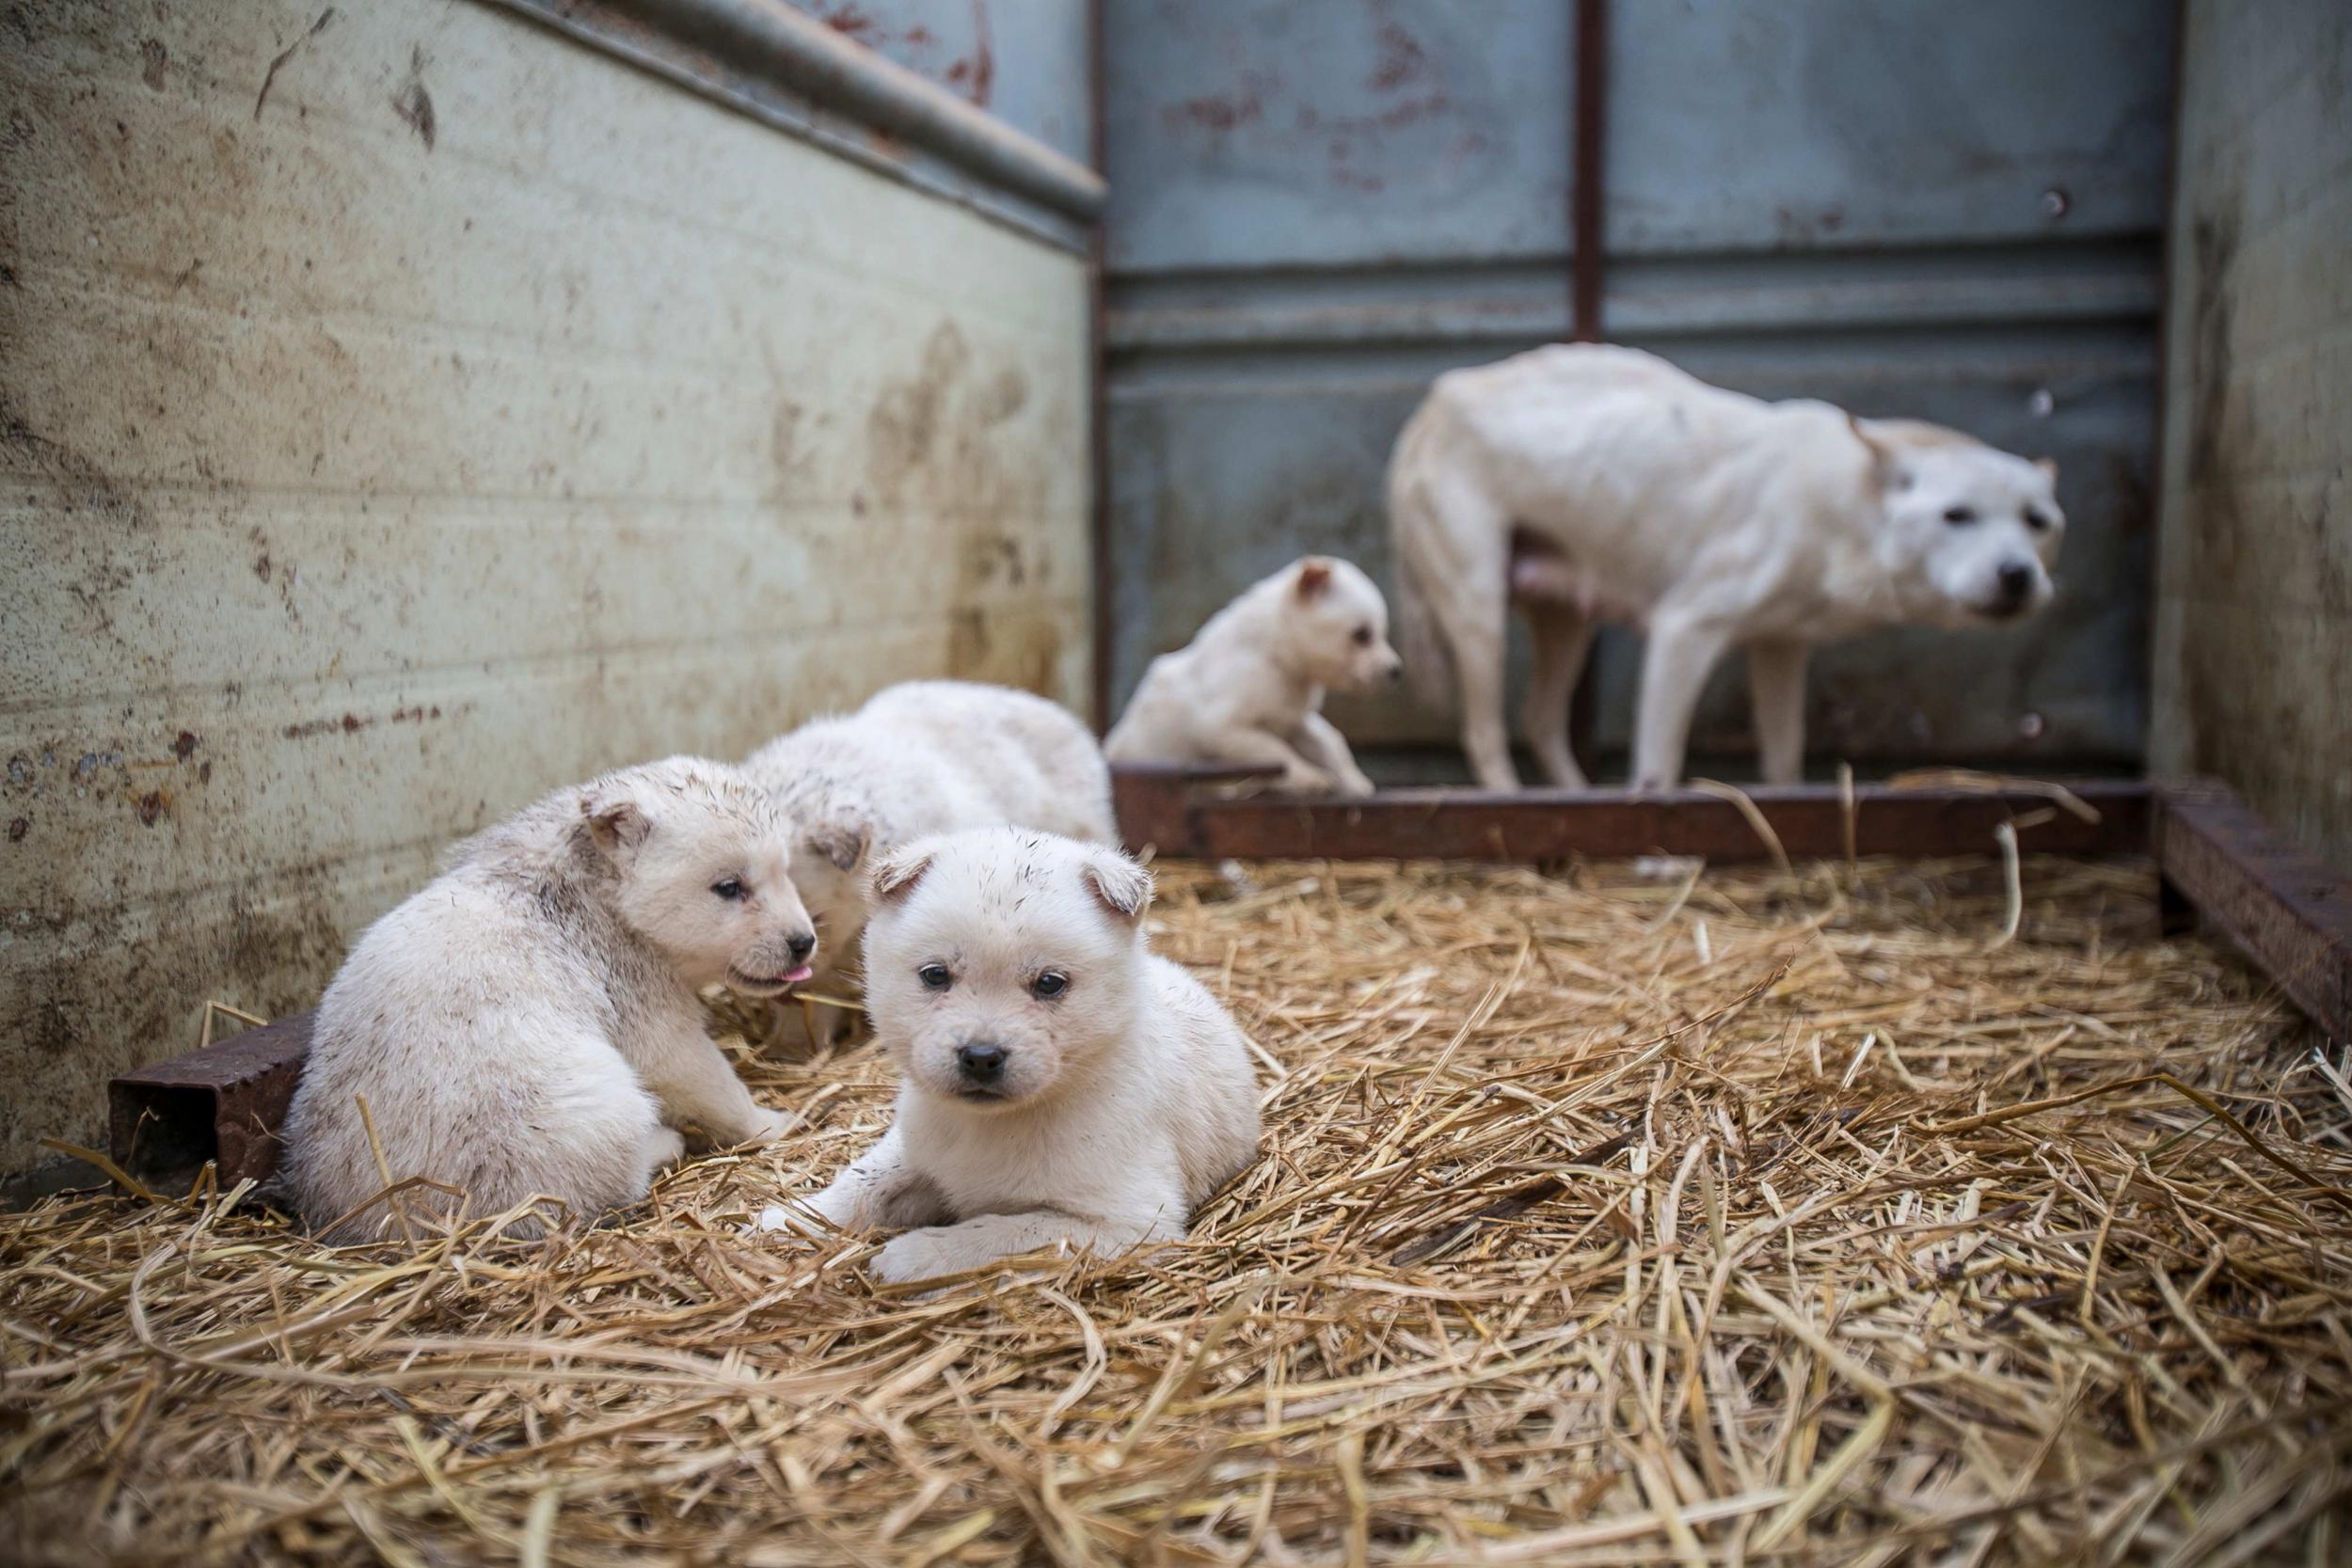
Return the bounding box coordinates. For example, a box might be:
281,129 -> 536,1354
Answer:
281,757 -> 815,1241
741,680 -> 1115,1046
1391,343 -> 2065,790
759,827 -> 1260,1284
1104,556 -> 1405,796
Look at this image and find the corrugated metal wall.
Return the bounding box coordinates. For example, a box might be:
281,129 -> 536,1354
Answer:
0,0 -> 1092,1171
2151,0 -> 2352,869
1103,0 -> 2175,776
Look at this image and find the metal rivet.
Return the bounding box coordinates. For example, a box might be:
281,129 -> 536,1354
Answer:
2028,388 -> 2056,418
2019,712 -> 2045,741
2040,186 -> 2072,218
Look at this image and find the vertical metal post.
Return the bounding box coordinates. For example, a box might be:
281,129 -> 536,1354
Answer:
1570,0 -> 1608,343
1567,0 -> 1610,762
1086,0 -> 1114,733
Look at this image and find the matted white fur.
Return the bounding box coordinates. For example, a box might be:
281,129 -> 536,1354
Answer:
1390,343 -> 2065,790
1104,556 -> 1404,796
281,756 -> 813,1241
740,681 -> 1115,1044
760,828 -> 1261,1283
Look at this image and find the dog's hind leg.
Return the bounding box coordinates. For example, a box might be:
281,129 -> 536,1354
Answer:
1745,639 -> 1809,786
1521,604 -> 1595,788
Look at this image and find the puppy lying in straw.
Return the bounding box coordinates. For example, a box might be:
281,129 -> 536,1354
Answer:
759,827 -> 1260,1283
282,757 -> 814,1240
1390,343 -> 2064,790
1105,556 -> 1405,797
742,680 -> 1115,1046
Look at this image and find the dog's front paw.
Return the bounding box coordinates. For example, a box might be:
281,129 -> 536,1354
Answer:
751,1202 -> 826,1241
1335,768 -> 1376,799
740,1107 -> 796,1145
871,1226 -> 1002,1284
1279,764 -> 1339,796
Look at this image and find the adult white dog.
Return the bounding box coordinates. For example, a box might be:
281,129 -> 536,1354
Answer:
762,828 -> 1260,1283
282,757 -> 811,1240
1389,344 -> 2063,790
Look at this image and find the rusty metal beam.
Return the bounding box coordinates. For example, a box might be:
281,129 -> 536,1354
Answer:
1114,768 -> 2151,863
109,1010 -> 315,1189
1087,0 -> 1113,732
1569,0 -> 1609,343
1565,0 -> 1609,756
2154,782 -> 2352,1042
497,0 -> 1103,249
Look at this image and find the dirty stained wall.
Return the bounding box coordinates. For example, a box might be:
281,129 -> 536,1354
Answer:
2150,0 -> 2352,869
0,0 -> 1091,1172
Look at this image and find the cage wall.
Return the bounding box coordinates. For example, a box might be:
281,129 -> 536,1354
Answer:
0,0 -> 1095,1171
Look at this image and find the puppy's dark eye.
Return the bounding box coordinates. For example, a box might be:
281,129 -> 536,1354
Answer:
710,878 -> 745,901
1943,506 -> 1979,526
1350,626 -> 1374,646
1030,970 -> 1069,1000
2024,508 -> 2054,532
917,963 -> 953,991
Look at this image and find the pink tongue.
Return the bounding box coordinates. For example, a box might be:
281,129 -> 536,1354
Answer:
783,964 -> 814,984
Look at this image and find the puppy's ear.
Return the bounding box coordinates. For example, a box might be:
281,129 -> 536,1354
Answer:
867,843 -> 935,906
806,819 -> 869,873
1080,847 -> 1153,926
2033,455 -> 2059,481
1294,557 -> 1334,601
580,787 -> 651,856
1846,413 -> 1906,493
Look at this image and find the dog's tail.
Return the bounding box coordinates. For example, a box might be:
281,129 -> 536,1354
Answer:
1386,397 -> 1455,715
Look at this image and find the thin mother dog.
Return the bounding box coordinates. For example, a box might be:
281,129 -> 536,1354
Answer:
1390,344 -> 2063,790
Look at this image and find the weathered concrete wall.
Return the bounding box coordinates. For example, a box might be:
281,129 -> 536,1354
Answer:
2150,0 -> 2352,868
0,0 -> 1090,1172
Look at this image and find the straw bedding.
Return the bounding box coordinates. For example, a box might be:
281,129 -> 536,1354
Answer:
6,853 -> 2350,1565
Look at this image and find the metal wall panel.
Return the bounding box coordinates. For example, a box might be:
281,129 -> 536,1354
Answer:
1104,0 -> 2174,774
2151,0 -> 2352,869
0,0 -> 1089,1171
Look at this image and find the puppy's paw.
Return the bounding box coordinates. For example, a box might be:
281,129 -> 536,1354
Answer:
644,1126 -> 688,1170
1279,764 -> 1338,796
740,1107 -> 796,1145
872,1227 -> 991,1285
1335,768 -> 1376,799
751,1202 -> 825,1240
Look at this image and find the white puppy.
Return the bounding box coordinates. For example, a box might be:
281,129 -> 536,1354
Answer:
1390,344 -> 2064,790
1104,556 -> 1405,796
281,757 -> 813,1241
762,828 -> 1260,1284
741,680 -> 1115,1045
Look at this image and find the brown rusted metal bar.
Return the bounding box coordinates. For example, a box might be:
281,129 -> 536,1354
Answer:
109,1010 -> 314,1189
1569,0 -> 1608,343
1086,0 -> 1114,731
2154,781 -> 2352,1042
1565,0 -> 1609,761
1114,768 -> 2151,863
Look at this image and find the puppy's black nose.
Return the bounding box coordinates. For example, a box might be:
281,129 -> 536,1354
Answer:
1387,659 -> 1406,684
955,1041 -> 1007,1083
1994,562 -> 2034,610
787,930 -> 817,962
